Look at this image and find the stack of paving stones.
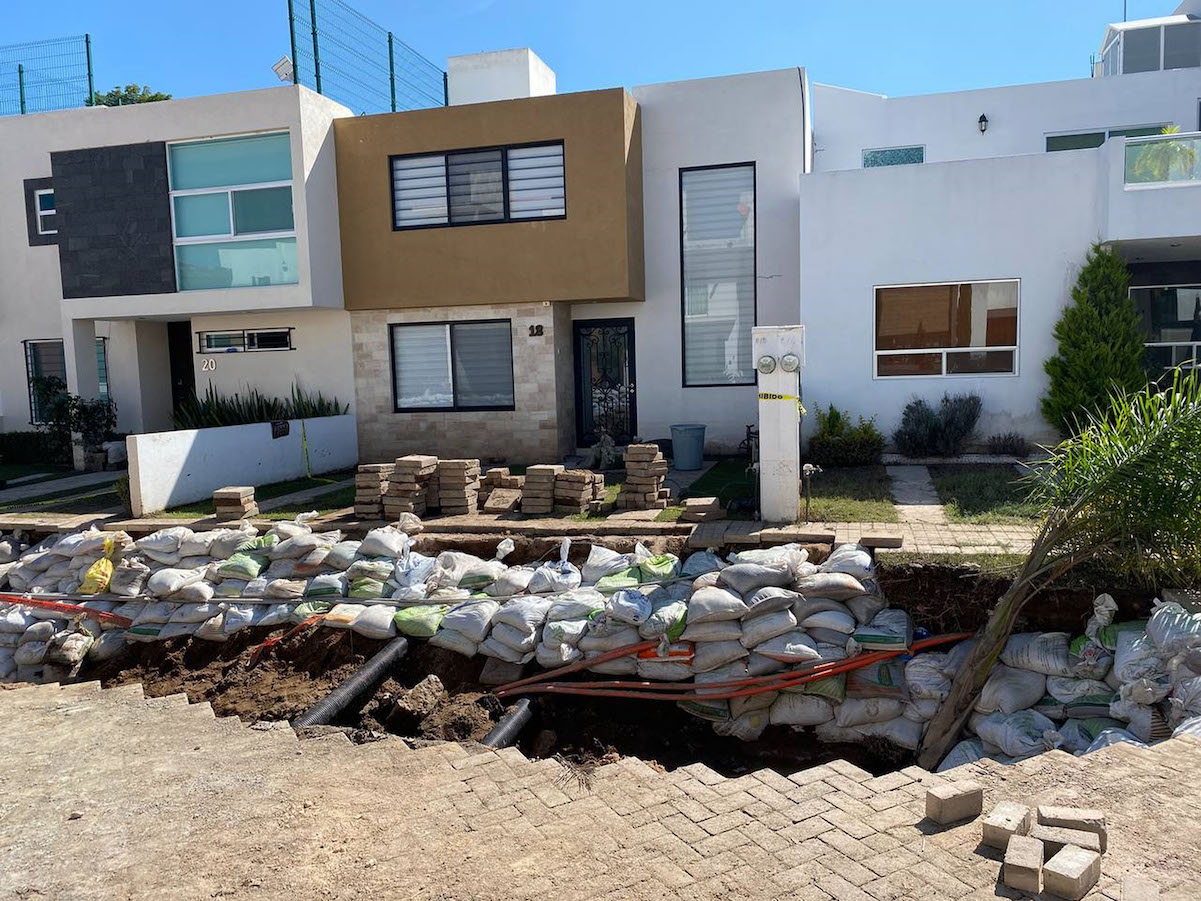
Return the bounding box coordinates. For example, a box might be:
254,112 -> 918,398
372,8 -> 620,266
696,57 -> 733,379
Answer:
680,496 -> 723,522
553,469 -> 603,515
213,486 -> 257,520
436,459 -> 481,515
618,444 -> 670,510
353,464 -> 393,519
481,467 -> 525,513
520,464 -> 562,516
384,455 -> 438,518
926,782 -> 1108,899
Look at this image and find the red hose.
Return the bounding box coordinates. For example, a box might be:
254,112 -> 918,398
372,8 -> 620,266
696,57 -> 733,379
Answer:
0,593 -> 134,628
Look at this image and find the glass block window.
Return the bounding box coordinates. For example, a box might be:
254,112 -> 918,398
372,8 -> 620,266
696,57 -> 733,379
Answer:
863,146 -> 925,168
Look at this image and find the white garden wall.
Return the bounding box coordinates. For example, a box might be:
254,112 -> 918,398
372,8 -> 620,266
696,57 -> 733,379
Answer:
126,414 -> 357,516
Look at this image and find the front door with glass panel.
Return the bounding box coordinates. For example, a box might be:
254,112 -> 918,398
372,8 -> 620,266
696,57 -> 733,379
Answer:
573,318 -> 637,447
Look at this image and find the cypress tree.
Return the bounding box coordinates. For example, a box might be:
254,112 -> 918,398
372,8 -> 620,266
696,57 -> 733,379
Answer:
1042,244 -> 1147,435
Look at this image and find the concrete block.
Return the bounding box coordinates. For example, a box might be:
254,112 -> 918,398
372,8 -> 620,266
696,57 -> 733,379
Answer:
924,781 -> 984,824
1043,845 -> 1101,900
1030,824 -> 1103,857
1002,834 -> 1043,894
1036,805 -> 1107,851
1121,875 -> 1160,900
982,800 -> 1032,850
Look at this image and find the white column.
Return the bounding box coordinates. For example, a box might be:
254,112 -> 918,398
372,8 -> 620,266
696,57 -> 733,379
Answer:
61,316 -> 99,399
753,326 -> 805,523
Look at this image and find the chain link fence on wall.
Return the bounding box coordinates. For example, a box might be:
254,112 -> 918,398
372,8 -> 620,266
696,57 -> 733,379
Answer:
0,34 -> 95,116
288,0 -> 445,114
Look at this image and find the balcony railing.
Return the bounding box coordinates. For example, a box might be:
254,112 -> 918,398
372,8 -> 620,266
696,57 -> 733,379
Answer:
1124,132 -> 1201,187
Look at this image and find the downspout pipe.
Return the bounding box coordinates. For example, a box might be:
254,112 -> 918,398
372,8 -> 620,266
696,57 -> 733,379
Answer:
481,698 -> 533,748
293,636 -> 409,727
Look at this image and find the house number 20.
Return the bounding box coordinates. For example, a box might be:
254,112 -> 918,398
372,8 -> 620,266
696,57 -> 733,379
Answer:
201,358 -> 217,372
528,325 -> 544,337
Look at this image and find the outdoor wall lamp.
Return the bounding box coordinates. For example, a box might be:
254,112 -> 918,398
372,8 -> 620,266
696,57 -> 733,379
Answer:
978,114 -> 989,133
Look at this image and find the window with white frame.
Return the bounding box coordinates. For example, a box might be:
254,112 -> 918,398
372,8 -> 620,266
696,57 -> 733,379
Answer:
1046,125 -> 1167,152
390,142 -> 565,229
167,131 -> 297,291
1132,284 -> 1201,373
34,189 -> 56,235
389,320 -> 514,411
198,328 -> 294,353
680,163 -> 756,387
874,280 -> 1018,377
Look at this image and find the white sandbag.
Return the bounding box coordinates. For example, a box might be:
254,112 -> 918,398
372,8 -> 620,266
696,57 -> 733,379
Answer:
836,697 -> 903,727
1146,600 -> 1201,655
845,593 -> 888,626
730,689 -> 776,719
755,631 -> 821,664
718,561 -> 792,595
903,699 -> 939,722
1045,676 -> 1115,704
491,622 -> 540,653
747,653 -> 785,676
680,550 -> 724,578
975,664 -> 1047,715
584,653 -> 637,675
146,566 -> 206,598
606,589 -> 651,625
905,652 -> 952,701
1084,728 -> 1147,754
296,547 -> 333,578
268,512 -> 318,540
636,657 -> 693,681
973,709 -> 1061,758
581,545 -> 631,583
439,598 -> 501,644
14,641 -> 48,665
264,578 -> 306,600
537,642 -> 582,668
1113,630 -> 1163,683
740,609 -> 797,648
352,604 -> 397,640
87,630 -> 127,661
799,609 -> 856,634
546,588 -> 606,622
134,527 -> 193,559
938,738 -> 987,772
691,572 -> 721,592
492,596 -> 554,637
820,544 -> 874,580
578,625 -> 640,653
221,604 -> 259,634
713,709 -> 769,741
860,715 -> 924,751
1168,676 -> 1201,726
793,571 -> 866,601
0,607 -> 36,634
208,525 -> 259,560
527,560 -> 582,595
132,602 -> 177,626
542,618 -> 590,649
1172,715 -> 1201,739
485,566 -> 535,598
478,636 -> 533,664
743,587 -> 801,620
1108,697 -> 1154,742
770,693 -> 834,726
270,531 -> 337,561
359,525 -> 410,558
639,598 -> 688,641
172,580 -> 215,604
731,544 -> 808,570
692,640 -> 749,673
169,601 -> 224,624
429,629 -> 478,658
265,558 -> 301,580
1000,632 -> 1073,677
323,603 -> 365,629
680,620 -> 742,642
687,587 -> 748,623
323,540 -> 361,572
851,609 -> 912,652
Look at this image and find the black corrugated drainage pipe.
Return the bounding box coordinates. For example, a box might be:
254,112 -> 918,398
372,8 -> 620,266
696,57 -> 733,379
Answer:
481,698 -> 533,748
293,636 -> 409,728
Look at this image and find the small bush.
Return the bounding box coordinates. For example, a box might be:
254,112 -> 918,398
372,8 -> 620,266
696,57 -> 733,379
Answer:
173,384 -> 349,429
893,393 -> 982,457
808,404 -> 884,467
0,430 -> 67,465
986,432 -> 1031,458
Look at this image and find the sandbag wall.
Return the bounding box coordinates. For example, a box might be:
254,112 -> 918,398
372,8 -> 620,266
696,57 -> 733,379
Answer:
0,522 -> 1198,771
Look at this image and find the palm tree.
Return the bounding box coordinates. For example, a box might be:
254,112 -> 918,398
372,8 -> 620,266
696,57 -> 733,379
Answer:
1129,126 -> 1199,183
918,367 -> 1201,767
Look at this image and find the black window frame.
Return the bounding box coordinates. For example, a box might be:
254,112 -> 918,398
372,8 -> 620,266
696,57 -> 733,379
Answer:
388,318 -> 516,413
389,140 -> 566,231
195,328 -> 296,353
678,160 -> 758,389
23,177 -> 57,247
22,338 -> 67,425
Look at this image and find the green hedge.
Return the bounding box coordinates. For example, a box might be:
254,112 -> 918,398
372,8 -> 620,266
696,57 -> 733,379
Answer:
806,405 -> 884,467
0,430 -> 68,465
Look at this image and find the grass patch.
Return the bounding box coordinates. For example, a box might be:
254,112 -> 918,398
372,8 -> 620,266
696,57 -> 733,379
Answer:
0,486 -> 123,515
681,459 -> 755,507
161,470 -> 354,518
565,481 -> 623,521
655,506 -> 684,522
260,485 -> 355,520
928,464 -> 1041,524
804,465 -> 897,523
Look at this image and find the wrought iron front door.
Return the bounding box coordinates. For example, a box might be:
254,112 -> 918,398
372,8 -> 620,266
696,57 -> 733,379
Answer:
573,318 -> 637,447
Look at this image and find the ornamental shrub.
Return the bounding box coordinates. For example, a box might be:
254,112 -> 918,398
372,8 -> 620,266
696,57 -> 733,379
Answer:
807,405 -> 884,467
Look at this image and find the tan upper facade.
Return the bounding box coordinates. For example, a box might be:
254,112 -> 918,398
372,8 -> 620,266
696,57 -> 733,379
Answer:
335,88 -> 644,310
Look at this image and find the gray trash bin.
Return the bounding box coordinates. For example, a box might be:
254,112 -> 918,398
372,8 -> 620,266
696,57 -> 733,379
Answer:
670,423 -> 706,471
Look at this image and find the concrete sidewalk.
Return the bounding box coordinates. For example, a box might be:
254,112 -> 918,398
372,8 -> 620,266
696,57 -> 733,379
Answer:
0,470 -> 121,505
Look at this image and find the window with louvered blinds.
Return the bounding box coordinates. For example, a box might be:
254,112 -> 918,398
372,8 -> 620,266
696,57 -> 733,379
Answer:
392,154 -> 449,228
680,164 -> 756,386
390,321 -> 514,411
507,144 -> 565,219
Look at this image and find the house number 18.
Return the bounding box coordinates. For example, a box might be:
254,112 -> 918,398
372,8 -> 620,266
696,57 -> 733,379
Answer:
201,358 -> 217,372
528,325 -> 544,337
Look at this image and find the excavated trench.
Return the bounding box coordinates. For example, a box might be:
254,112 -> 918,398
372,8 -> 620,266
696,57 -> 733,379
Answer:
84,559 -> 1155,777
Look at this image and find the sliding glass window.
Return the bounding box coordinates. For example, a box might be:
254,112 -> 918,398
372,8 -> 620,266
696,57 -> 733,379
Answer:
679,163 -> 756,386
168,131 -> 297,291
875,280 -> 1018,377
1133,284 -> 1201,374
390,320 -> 515,411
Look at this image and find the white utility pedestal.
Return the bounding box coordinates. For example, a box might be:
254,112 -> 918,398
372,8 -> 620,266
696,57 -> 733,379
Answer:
752,325 -> 805,523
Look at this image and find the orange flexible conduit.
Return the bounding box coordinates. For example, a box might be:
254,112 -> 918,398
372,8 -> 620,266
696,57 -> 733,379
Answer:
495,633 -> 972,702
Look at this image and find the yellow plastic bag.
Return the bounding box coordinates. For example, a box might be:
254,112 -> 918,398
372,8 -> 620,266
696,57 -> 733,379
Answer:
79,536 -> 119,595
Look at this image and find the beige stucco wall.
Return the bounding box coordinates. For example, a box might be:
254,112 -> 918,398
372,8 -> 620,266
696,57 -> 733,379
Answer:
351,303 -> 573,464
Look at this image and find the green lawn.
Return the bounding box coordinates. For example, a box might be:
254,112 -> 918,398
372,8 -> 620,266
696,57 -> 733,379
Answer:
805,465 -> 897,523
928,464 -> 1041,524
681,459 -> 755,507
259,484 -> 355,520
161,470 -> 354,518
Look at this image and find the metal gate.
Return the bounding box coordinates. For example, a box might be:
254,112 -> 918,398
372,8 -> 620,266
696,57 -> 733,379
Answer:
573,318 -> 637,447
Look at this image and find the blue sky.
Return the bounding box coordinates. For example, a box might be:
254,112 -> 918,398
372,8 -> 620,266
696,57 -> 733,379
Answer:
4,0 -> 1173,104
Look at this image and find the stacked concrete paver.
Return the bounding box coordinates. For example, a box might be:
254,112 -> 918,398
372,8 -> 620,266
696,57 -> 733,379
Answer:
385,455 -> 438,518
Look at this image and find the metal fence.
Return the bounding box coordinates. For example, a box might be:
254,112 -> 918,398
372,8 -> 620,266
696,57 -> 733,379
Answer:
0,34 -> 94,116
287,0 -> 445,114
